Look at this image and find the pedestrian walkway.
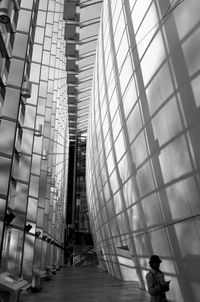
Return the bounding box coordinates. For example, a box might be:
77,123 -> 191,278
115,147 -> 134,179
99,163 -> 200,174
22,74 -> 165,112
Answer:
20,266 -> 150,302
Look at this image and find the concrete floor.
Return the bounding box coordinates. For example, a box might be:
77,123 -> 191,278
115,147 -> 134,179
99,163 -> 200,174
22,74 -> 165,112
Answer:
20,266 -> 150,302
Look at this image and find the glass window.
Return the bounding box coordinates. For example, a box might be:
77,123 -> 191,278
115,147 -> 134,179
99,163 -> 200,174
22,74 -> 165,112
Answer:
146,61 -> 174,116
116,30 -> 129,69
112,110 -> 122,141
34,27 -> 45,44
108,217 -> 118,237
20,0 -> 34,9
127,102 -> 142,144
109,169 -> 119,194
23,105 -> 36,129
27,198 -> 37,222
105,52 -> 113,84
40,66 -> 49,81
101,98 -> 107,122
8,59 -> 24,86
44,36 -> 51,51
117,212 -> 128,234
107,69 -> 115,102
48,80 -> 54,93
140,31 -> 165,87
174,0 -> 200,40
43,122 -> 51,137
42,51 -> 50,66
12,33 -> 28,58
0,120 -> 15,155
48,0 -> 55,11
150,227 -> 173,258
0,222 -> 3,250
131,130 -> 148,167
191,74 -> 200,108
131,0 -> 152,34
37,97 -> 46,115
113,191 -> 123,214
112,0 -> 122,31
166,177 -> 200,221
47,12 -> 54,24
36,208 -> 44,227
2,87 -> 20,119
137,161 -> 155,197
50,55 -> 56,67
39,0 -> 48,10
114,12 -> 125,51
159,135 -> 192,184
17,10 -> 31,32
45,24 -> 53,37
119,55 -> 133,94
141,193 -> 163,227
30,63 -> 41,83
32,44 -> 43,63
123,77 -> 138,118
123,177 -> 135,207
46,93 -> 53,108
1,228 -> 24,276
26,83 -> 38,106
102,113 -> 109,139
31,154 -> 41,175
37,11 -> 46,27
21,129 -> 34,155
118,154 -> 130,184
182,27 -> 200,77
107,151 -> 115,176
22,235 -> 35,280
108,82 -> 118,115
152,97 -> 183,146
29,175 -> 39,198
14,183 -> 28,212
127,204 -> 142,232
33,136 -> 43,154
115,132 -> 125,163
0,198 -> 6,219
45,107 -> 52,122
38,171 -> 47,208
136,2 -> 159,57
17,154 -> 31,182
39,81 -> 47,98
104,132 -> 111,157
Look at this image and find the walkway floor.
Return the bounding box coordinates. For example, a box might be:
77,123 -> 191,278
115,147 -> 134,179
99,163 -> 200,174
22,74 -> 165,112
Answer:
20,266 -> 150,302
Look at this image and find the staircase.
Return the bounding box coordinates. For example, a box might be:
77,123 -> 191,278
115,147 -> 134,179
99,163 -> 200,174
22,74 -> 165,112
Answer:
73,246 -> 98,267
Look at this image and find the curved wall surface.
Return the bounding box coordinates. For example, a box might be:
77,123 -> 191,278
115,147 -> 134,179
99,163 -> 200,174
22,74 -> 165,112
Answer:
86,0 -> 200,301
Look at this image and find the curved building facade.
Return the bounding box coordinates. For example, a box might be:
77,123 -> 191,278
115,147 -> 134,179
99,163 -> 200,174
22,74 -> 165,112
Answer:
86,0 -> 200,301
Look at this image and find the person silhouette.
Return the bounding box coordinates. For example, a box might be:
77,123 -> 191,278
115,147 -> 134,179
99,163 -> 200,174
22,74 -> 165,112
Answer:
146,255 -> 171,302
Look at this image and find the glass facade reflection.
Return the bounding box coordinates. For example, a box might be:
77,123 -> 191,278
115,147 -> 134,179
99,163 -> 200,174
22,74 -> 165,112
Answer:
86,0 -> 200,301
0,0 -> 68,289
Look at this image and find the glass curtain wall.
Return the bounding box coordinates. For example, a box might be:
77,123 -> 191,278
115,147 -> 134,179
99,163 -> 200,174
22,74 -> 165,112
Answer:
0,0 -> 68,285
86,0 -> 200,301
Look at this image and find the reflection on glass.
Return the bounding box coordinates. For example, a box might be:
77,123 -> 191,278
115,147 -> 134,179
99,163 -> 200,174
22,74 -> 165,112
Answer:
27,197 -> 37,222
0,157 -> 11,195
0,120 -> 15,155
14,183 -> 28,212
1,228 -> 23,278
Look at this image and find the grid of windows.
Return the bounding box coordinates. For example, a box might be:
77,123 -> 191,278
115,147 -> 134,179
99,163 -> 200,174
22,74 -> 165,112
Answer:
87,0 -> 200,299
0,0 -> 68,286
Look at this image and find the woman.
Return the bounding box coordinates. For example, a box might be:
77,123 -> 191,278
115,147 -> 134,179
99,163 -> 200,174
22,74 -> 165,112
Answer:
146,255 -> 170,302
